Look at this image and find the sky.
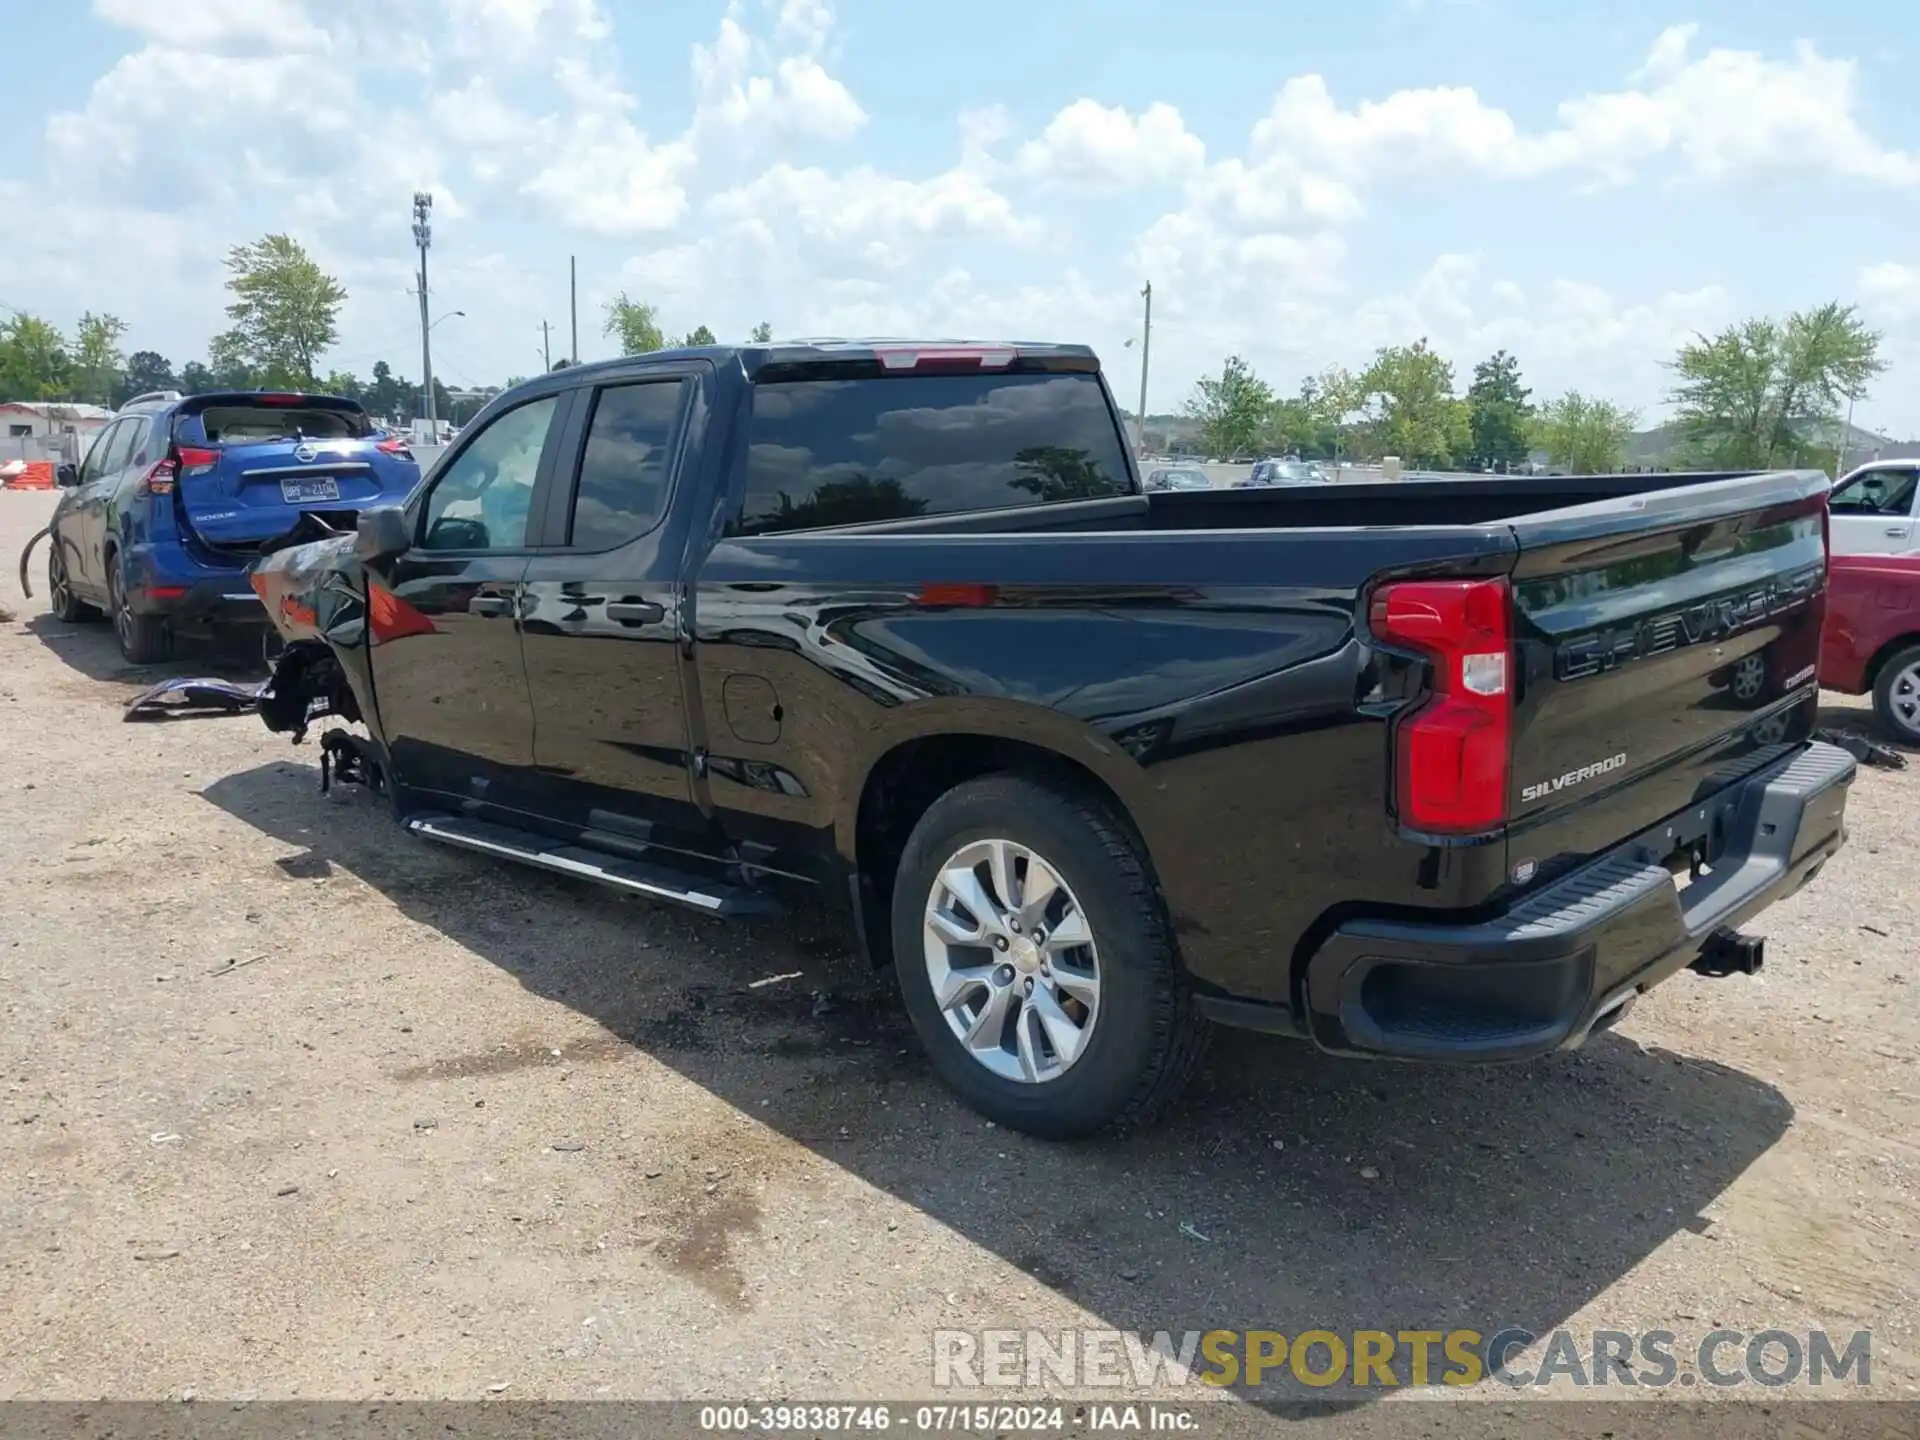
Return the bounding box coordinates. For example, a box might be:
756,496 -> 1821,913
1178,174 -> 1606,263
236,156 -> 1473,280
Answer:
1,0 -> 1917,434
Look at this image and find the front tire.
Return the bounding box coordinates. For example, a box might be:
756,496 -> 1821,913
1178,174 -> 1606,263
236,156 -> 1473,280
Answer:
890,774 -> 1208,1139
1872,644 -> 1920,746
107,555 -> 174,665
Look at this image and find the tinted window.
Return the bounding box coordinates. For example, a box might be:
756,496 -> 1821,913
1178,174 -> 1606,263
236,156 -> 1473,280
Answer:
736,372 -> 1132,536
1832,468 -> 1918,516
101,420 -> 142,476
570,379 -> 689,549
128,414 -> 165,468
78,420 -> 127,481
421,395 -> 558,551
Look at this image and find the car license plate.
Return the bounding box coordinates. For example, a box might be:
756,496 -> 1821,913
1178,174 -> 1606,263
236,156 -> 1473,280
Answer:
280,476 -> 340,504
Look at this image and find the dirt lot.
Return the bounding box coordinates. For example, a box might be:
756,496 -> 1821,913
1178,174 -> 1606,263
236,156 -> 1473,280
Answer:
1,487 -> 1916,1409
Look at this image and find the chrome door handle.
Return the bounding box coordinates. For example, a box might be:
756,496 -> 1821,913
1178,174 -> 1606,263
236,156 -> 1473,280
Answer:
469,595 -> 514,617
606,600 -> 665,625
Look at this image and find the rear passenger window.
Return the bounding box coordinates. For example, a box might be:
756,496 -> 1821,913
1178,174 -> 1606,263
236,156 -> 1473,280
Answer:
734,372 -> 1133,536
97,419 -> 140,476
570,380 -> 689,549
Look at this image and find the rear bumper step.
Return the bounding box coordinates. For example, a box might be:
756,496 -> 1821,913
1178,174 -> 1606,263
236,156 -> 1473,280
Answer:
406,813 -> 780,919
1294,740 -> 1854,1062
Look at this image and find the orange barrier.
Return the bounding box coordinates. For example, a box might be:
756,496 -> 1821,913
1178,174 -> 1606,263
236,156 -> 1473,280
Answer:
3,462 -> 55,490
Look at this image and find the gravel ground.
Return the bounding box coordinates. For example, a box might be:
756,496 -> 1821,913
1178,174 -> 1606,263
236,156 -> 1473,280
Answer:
1,488 -> 1916,1411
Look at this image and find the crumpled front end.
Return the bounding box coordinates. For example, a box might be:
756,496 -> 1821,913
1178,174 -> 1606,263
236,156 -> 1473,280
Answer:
248,530 -> 377,747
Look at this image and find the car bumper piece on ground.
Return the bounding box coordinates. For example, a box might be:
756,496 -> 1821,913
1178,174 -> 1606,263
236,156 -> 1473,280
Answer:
1289,741 -> 1856,1062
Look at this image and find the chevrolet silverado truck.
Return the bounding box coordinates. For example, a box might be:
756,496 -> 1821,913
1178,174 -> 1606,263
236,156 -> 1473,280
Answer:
245,339 -> 1855,1138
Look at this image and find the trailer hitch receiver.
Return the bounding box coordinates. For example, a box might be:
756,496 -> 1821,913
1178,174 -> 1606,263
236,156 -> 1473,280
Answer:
1691,927 -> 1765,977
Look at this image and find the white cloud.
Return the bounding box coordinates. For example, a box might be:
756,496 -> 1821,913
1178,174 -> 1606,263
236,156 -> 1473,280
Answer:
91,0 -> 331,52
1862,262 -> 1920,322
7,12 -> 1918,433
690,4 -> 867,145
1017,101 -> 1206,190
707,159 -> 1037,267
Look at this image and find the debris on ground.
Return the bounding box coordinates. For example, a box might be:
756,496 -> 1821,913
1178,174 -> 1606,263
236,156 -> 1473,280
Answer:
1815,726 -> 1909,769
124,677 -> 266,723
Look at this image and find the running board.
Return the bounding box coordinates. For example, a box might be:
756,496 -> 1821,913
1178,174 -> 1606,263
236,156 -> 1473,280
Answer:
406,814 -> 778,918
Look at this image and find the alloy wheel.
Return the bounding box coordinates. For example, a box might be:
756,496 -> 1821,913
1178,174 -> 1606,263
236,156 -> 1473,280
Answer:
1887,660 -> 1920,737
921,837 -> 1101,1084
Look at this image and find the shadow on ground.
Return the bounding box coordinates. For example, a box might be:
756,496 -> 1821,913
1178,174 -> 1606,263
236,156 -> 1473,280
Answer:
21,612 -> 268,689
201,759 -> 1794,1407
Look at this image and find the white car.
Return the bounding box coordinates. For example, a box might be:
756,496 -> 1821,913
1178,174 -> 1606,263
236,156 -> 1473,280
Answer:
1830,460 -> 1920,555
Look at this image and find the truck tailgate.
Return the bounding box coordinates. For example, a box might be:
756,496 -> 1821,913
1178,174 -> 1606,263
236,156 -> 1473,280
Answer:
1505,470 -> 1829,874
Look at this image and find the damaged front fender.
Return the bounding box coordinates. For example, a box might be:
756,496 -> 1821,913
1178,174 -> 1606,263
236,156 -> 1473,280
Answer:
249,522 -> 382,749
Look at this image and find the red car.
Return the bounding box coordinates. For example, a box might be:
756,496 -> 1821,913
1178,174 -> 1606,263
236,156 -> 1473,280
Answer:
1819,552 -> 1920,745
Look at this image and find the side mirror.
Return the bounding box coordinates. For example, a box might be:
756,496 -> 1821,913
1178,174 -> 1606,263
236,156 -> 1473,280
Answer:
55,463 -> 80,488
355,505 -> 412,561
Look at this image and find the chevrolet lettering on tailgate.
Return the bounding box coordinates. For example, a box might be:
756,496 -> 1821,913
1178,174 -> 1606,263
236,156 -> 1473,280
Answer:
1553,565 -> 1824,682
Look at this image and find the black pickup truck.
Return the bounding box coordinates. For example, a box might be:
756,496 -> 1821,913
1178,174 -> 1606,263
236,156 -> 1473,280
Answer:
248,339 -> 1855,1138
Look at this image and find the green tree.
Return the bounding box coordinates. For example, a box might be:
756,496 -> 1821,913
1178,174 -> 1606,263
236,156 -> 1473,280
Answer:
1465,348 -> 1533,471
72,312 -> 128,406
364,360 -> 407,419
603,292 -> 664,355
1184,355 -> 1274,459
211,234 -> 346,386
1534,391 -> 1638,474
0,314 -> 72,399
115,350 -> 178,405
179,360 -> 216,395
749,321 -> 774,343
321,369 -> 362,402
1358,339 -> 1465,468
681,324 -> 718,347
1669,302 -> 1886,470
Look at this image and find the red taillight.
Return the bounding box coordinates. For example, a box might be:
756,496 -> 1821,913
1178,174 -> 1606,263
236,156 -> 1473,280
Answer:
142,445 -> 217,496
255,393 -> 308,406
875,346 -> 1017,372
1370,577 -> 1513,835
376,436 -> 413,458
136,459 -> 177,496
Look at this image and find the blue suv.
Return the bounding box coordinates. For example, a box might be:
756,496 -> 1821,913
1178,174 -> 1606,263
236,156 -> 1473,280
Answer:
41,389 -> 421,661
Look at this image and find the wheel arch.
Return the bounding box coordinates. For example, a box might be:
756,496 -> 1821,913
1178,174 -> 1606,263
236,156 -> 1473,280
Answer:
1864,632 -> 1920,692
842,709 -> 1165,971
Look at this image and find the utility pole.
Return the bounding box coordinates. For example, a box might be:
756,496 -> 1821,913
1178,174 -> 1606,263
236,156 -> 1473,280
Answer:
540,320 -> 552,372
1134,281 -> 1153,454
569,256 -> 579,364
412,191 -> 436,432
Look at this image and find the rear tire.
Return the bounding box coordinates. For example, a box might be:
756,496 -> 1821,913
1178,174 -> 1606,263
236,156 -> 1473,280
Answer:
107,554 -> 174,665
1872,643 -> 1920,746
890,773 -> 1209,1139
47,544 -> 99,623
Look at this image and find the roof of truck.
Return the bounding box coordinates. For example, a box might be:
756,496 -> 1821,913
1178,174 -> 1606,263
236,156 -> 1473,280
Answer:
558,338 -> 1101,379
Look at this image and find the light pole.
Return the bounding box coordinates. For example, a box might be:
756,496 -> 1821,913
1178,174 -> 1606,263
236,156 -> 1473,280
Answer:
1134,282 -> 1152,453
412,191 -> 436,432
1833,389 -> 1858,479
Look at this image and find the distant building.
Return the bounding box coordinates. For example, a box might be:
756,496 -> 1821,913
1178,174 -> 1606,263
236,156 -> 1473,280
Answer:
0,400 -> 114,440
0,401 -> 114,463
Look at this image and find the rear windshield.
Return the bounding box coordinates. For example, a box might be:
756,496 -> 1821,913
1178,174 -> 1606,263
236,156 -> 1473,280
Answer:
736,371 -> 1133,536
190,404 -> 372,445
